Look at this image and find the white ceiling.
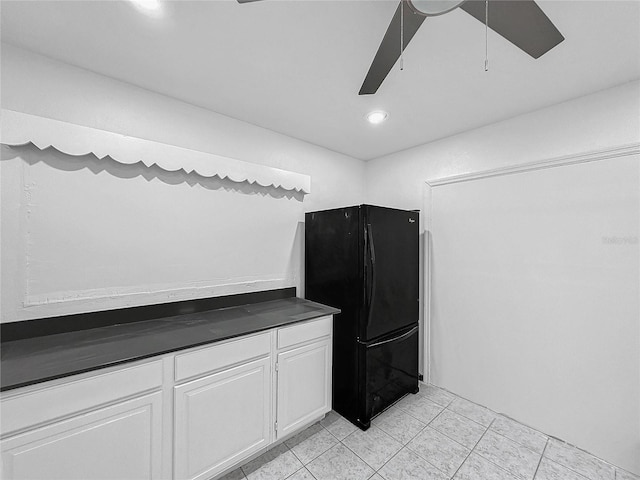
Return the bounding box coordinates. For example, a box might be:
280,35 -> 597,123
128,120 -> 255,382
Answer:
1,0 -> 639,160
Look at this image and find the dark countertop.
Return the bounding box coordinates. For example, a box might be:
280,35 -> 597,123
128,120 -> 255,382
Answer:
0,297 -> 339,392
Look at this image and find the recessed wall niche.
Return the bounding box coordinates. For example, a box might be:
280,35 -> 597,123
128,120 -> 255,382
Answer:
0,110 -> 310,321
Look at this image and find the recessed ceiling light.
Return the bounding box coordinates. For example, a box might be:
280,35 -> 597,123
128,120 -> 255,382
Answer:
366,111 -> 388,125
129,0 -> 163,17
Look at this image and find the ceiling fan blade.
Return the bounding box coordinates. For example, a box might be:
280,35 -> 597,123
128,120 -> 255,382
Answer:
359,1 -> 427,95
237,0 -> 264,3
460,0 -> 564,58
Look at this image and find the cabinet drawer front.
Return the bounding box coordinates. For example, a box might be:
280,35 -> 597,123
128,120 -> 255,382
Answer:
277,316 -> 332,350
175,332 -> 271,383
1,360 -> 163,437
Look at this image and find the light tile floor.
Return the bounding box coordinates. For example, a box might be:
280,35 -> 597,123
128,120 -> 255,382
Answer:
219,384 -> 638,480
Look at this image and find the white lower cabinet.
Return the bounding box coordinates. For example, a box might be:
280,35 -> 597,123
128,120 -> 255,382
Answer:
0,315 -> 333,480
276,316 -> 332,440
276,338 -> 331,439
173,356 -> 271,480
1,391 -> 163,480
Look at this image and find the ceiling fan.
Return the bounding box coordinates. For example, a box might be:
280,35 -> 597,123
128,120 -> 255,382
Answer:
236,0 -> 565,96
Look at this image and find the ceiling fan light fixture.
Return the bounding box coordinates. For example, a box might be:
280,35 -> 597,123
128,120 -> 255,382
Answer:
407,0 -> 467,17
128,0 -> 163,18
366,111 -> 388,125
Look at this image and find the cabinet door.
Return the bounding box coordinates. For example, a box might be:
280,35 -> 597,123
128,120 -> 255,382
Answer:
276,339 -> 331,439
174,356 -> 271,480
1,391 -> 163,480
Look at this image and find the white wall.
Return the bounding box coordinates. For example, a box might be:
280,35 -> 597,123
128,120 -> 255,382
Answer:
1,44 -> 365,213
366,80 -> 640,208
430,155 -> 639,474
366,80 -> 640,473
0,44 -> 366,321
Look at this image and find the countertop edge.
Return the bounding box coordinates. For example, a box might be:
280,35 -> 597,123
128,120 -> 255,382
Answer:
1,298 -> 340,393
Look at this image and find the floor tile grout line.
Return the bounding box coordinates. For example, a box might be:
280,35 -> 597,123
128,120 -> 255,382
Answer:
449,417 -> 499,480
471,441 -> 533,480
376,404 -> 432,447
304,422 -> 341,464
543,439 -> 617,480
417,390 -> 456,408
377,443 -> 452,480
531,438 -> 549,479
394,406 -> 445,429
409,392 -> 485,477
615,467 -> 640,480
410,448 -> 462,479
444,397 -> 556,473
543,453 -> 609,480
490,416 -> 550,447
240,442 -> 298,479
472,418 -> 539,480
487,426 -> 547,457
428,408 -> 489,451
373,418 -> 426,446
283,465 -> 315,480
393,401 -> 438,422
288,439 -> 335,468
427,405 -> 449,426
404,422 -> 473,465
286,439 -> 305,466
382,388 -> 495,472
373,447 -> 406,478
230,389 -> 637,480
497,412 -> 555,444
303,466 -> 319,480
427,384 -> 623,477
540,456 -> 594,480
339,424 -> 403,472
318,418 -> 351,443
231,412 -> 635,480
445,406 -> 495,430
441,403 -> 490,429
433,384 -> 551,443
337,418 -> 461,479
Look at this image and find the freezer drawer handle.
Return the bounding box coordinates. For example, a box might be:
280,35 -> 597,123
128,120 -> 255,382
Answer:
366,325 -> 419,348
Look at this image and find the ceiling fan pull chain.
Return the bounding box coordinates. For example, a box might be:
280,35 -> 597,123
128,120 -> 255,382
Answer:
484,0 -> 489,71
400,0 -> 404,71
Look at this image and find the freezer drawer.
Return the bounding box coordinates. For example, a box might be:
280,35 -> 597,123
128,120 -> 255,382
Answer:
357,324 -> 419,429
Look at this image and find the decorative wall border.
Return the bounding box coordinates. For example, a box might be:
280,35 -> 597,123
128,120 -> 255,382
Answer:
422,142 -> 640,383
0,109 -> 311,194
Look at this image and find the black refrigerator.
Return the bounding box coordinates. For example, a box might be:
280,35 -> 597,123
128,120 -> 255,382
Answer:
305,204 -> 419,430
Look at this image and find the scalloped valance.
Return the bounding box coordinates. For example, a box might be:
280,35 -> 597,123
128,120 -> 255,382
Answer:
0,109 -> 311,194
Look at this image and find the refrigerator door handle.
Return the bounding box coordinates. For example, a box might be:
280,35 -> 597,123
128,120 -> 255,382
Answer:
362,325 -> 419,348
365,223 -> 377,328
364,225 -> 369,312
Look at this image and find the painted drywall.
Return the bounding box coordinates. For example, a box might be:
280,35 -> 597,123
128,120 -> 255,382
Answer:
431,155 -> 639,474
366,80 -> 640,209
366,81 -> 640,473
0,44 -> 366,322
1,44 -> 364,213
1,144 -> 305,314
